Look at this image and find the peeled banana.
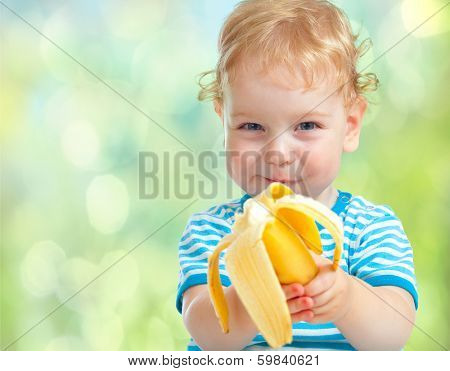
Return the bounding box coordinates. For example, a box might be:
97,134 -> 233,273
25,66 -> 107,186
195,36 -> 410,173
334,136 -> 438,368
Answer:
207,182 -> 344,349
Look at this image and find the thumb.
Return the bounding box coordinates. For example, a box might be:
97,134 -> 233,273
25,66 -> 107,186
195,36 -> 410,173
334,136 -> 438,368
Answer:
309,250 -> 333,267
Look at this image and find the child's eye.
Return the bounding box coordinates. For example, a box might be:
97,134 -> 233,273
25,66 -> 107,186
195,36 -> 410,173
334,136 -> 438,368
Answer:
240,122 -> 264,131
296,122 -> 318,131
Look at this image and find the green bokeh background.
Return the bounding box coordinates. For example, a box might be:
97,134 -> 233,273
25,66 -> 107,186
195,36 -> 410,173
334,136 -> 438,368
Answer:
1,0 -> 449,351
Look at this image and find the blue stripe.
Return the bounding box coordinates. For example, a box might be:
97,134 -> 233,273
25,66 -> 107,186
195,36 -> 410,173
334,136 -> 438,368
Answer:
343,210 -> 377,222
291,334 -> 346,341
244,341 -> 355,351
182,263 -> 226,273
358,265 -> 415,279
351,242 -> 413,260
208,205 -> 228,215
180,227 -> 225,241
187,344 -> 202,351
361,233 -> 409,248
293,322 -> 337,329
348,222 -> 403,238
179,238 -> 221,250
350,197 -> 372,209
350,252 -> 413,273
207,206 -> 234,220
240,194 -> 252,207
179,247 -> 210,258
361,223 -> 404,236
317,225 -> 356,240
250,334 -> 266,342
188,219 -> 231,233
365,274 -> 419,310
342,219 -> 367,232
215,205 -> 235,219
286,341 -> 355,350
179,245 -> 223,258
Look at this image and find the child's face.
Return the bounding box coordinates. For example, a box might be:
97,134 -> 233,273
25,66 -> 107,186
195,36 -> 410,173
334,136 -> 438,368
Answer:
214,58 -> 367,199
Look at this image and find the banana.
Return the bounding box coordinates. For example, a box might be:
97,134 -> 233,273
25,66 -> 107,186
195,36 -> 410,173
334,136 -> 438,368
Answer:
207,182 -> 344,349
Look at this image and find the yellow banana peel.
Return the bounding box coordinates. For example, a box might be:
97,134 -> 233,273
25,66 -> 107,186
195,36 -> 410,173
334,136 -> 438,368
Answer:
207,182 -> 344,349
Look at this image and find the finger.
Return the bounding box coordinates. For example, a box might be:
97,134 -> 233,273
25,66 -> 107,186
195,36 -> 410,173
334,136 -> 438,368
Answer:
310,288 -> 334,308
287,296 -> 314,314
312,300 -> 335,316
281,283 -> 305,300
291,310 -> 314,324
304,267 -> 336,297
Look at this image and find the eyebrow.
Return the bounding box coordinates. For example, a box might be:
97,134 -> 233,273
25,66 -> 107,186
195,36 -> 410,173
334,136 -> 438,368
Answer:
231,110 -> 331,118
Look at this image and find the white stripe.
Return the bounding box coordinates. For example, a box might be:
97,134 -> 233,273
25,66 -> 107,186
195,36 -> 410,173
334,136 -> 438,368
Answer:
359,219 -> 403,236
205,205 -> 220,215
320,224 -> 366,238
358,258 -> 415,271
292,328 -> 341,336
180,251 -> 215,263
179,234 -> 221,249
347,205 -> 389,219
179,241 -> 216,255
360,231 -> 409,250
370,258 -> 414,268
351,197 -> 393,214
358,269 -> 416,282
357,238 -> 412,254
189,213 -> 232,229
206,199 -> 241,213
350,196 -> 372,207
211,207 -> 231,219
320,237 -> 335,242
183,221 -> 227,235
358,261 -> 415,274
344,213 -> 376,226
351,246 -> 413,260
342,224 -> 364,235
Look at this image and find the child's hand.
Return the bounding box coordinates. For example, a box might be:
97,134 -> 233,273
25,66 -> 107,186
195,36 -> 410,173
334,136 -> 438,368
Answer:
300,252 -> 353,324
280,282 -> 314,323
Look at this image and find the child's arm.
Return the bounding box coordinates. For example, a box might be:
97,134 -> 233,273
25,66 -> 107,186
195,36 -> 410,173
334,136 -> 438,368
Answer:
298,252 -> 417,350
334,278 -> 416,350
182,284 -> 259,350
294,209 -> 419,350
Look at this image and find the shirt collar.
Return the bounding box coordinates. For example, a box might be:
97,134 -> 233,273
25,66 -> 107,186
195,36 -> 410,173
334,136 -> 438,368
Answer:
332,189 -> 352,216
239,189 -> 352,216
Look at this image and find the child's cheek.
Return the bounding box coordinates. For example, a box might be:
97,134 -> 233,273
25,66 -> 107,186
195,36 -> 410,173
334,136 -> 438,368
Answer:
304,148 -> 341,183
226,149 -> 267,196
226,149 -> 253,181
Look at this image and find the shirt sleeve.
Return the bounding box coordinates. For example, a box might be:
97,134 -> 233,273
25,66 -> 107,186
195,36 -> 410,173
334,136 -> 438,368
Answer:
175,212 -> 232,315
349,213 -> 419,310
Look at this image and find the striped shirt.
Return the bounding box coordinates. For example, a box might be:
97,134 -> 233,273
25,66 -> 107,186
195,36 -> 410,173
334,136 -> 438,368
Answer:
176,190 -> 419,351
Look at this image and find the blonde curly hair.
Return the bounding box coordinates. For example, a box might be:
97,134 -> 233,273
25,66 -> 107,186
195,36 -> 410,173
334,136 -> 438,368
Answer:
197,0 -> 379,111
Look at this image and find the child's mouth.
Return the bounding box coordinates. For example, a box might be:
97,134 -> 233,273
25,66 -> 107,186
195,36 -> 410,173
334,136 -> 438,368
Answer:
262,176 -> 298,185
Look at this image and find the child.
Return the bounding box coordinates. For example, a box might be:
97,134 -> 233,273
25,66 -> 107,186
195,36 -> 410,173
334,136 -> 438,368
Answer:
176,0 -> 418,350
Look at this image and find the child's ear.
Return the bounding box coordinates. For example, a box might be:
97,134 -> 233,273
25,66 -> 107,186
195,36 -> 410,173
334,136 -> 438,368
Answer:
343,96 -> 367,153
213,99 -> 224,125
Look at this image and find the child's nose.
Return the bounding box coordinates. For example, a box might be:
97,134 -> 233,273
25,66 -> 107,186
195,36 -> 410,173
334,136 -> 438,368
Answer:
263,140 -> 296,166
